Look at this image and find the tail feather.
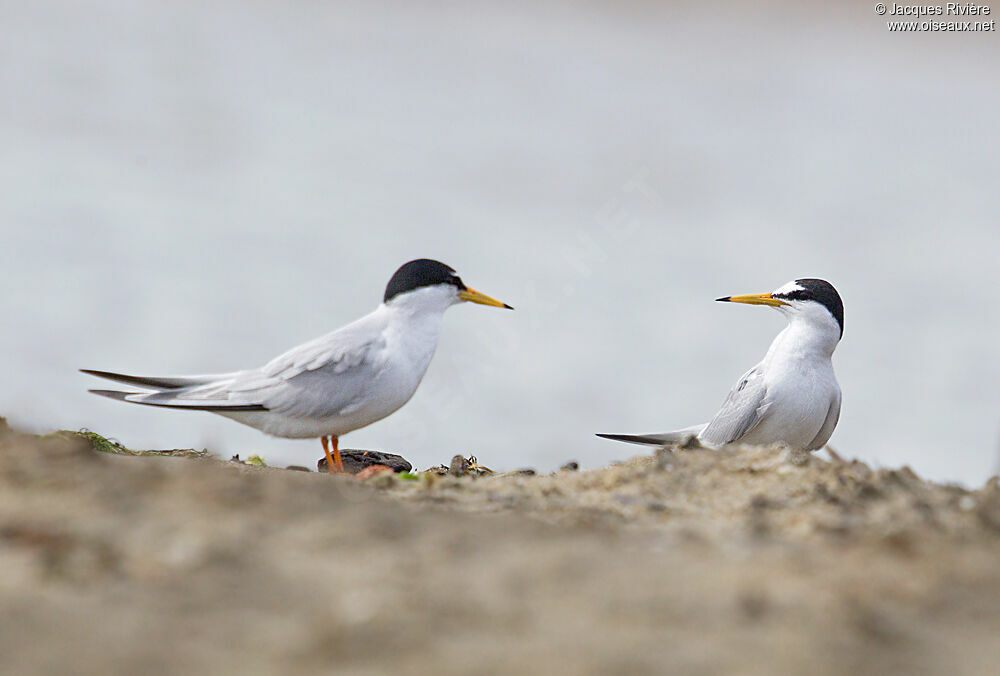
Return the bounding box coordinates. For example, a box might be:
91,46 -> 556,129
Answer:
81,369 -> 225,391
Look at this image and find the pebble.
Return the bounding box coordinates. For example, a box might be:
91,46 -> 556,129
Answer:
317,449 -> 412,474
356,465 -> 395,483
449,454 -> 468,476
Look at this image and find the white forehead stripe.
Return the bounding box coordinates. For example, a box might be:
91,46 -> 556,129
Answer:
773,280 -> 804,296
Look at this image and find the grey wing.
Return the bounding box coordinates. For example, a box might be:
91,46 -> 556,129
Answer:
806,387 -> 841,451
253,350 -> 383,419
699,365 -> 770,446
226,319 -> 387,419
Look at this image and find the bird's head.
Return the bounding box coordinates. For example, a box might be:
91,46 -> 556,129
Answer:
383,259 -> 513,312
716,278 -> 843,339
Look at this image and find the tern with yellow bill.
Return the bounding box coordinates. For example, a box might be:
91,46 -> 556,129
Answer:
83,259 -> 512,472
598,278 -> 843,451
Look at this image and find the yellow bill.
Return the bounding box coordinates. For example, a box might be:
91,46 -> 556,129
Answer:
716,292 -> 788,307
459,288 -> 514,310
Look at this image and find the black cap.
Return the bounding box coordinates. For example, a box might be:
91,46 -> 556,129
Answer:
383,259 -> 466,303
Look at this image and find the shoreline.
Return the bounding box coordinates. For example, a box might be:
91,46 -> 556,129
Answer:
2,421 -> 999,673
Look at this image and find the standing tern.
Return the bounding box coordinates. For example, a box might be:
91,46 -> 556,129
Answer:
598,278 -> 843,451
83,259 -> 512,472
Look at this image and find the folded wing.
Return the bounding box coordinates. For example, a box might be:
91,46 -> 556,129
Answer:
698,365 -> 770,446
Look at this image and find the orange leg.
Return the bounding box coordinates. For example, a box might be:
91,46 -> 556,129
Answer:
320,435 -> 344,474
331,435 -> 343,473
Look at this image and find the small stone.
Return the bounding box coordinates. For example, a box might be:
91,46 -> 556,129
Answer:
356,465 -> 395,481
285,465 -> 311,472
317,449 -> 412,474
363,468 -> 396,489
449,455 -> 468,476
560,461 -> 579,471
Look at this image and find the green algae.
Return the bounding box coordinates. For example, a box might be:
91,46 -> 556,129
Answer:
48,429 -> 208,459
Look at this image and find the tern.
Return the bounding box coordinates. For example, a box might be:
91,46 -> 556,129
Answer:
598,278 -> 843,451
83,259 -> 512,472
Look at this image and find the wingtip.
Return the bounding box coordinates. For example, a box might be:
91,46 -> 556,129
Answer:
595,433 -> 636,442
88,389 -> 136,401
81,368 -> 122,380
595,432 -> 671,446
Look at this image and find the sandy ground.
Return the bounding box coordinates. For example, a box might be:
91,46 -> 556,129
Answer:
2,422 -> 1000,675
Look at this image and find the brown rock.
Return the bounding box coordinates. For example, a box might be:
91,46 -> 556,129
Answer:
317,449 -> 412,474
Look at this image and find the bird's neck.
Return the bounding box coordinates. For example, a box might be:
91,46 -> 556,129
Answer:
386,302 -> 447,335
765,317 -> 839,364
381,301 -> 448,367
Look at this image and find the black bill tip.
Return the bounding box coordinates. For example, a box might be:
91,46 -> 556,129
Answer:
502,303 -> 514,310
715,296 -> 731,302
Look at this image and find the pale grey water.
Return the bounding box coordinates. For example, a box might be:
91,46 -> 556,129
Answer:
2,1 -> 998,484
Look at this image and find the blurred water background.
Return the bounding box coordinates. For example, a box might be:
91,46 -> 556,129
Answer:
2,1 -> 998,484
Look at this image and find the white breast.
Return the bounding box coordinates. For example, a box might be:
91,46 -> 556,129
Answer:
739,318 -> 841,449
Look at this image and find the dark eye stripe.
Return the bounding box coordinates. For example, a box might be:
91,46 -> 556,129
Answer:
774,289 -> 810,301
